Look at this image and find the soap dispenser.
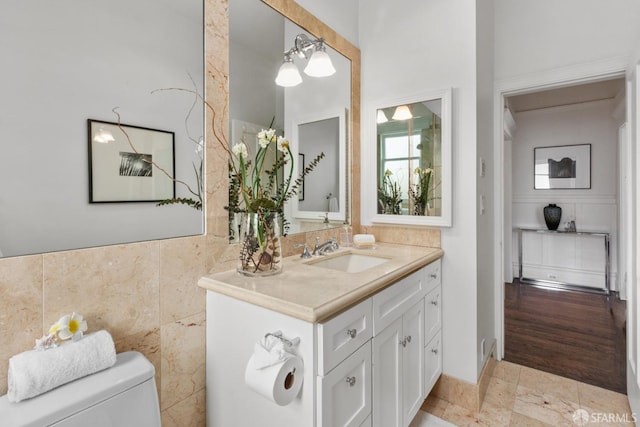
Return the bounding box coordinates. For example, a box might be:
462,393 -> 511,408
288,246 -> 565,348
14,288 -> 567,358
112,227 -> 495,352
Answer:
340,223 -> 352,247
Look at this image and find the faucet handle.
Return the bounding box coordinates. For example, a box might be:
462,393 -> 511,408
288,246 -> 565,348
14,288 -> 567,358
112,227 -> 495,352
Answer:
294,243 -> 312,259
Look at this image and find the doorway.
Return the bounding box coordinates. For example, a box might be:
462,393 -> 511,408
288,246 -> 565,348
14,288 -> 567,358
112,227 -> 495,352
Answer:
495,71 -> 629,392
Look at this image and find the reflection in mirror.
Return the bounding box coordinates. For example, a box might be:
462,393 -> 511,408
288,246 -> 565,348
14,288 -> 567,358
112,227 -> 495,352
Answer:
377,100 -> 442,216
288,110 -> 347,228
370,89 -> 452,227
229,0 -> 351,237
0,1 -> 204,258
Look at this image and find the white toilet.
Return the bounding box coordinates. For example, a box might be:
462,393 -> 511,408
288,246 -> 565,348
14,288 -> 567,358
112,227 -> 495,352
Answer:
0,351 -> 161,427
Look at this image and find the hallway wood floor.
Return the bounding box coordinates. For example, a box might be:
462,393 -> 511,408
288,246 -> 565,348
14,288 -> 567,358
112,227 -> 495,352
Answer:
504,280 -> 627,394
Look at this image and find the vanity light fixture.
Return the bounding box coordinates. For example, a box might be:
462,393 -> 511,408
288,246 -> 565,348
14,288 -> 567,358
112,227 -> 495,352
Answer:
275,34 -> 336,87
376,109 -> 388,124
94,128 -> 115,144
392,105 -> 413,120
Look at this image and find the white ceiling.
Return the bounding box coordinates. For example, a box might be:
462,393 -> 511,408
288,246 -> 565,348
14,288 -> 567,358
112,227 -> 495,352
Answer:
507,78 -> 625,113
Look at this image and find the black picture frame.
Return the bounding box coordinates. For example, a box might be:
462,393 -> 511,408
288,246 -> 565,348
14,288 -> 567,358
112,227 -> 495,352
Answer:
534,143 -> 591,190
88,119 -> 175,203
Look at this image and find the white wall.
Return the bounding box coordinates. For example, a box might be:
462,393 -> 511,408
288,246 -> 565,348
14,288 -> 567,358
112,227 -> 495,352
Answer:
360,0 -> 480,383
294,0 -> 359,48
510,100 -> 619,289
476,0 -> 496,376
494,0 -> 640,81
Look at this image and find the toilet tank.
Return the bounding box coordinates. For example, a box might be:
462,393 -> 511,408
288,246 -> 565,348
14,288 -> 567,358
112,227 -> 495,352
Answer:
0,351 -> 161,427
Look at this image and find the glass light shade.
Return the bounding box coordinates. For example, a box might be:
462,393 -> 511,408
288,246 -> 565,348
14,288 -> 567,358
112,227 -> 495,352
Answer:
376,110 -> 388,124
392,105 -> 413,120
304,50 -> 336,77
94,128 -> 115,143
275,61 -> 302,87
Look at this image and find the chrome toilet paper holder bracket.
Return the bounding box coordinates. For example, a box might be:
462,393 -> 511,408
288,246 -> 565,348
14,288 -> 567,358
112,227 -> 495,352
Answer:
265,330 -> 300,348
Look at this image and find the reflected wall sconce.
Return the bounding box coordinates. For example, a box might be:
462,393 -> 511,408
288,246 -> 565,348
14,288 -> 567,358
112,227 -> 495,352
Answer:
94,127 -> 115,143
392,105 -> 413,120
376,110 -> 388,124
275,34 -> 336,87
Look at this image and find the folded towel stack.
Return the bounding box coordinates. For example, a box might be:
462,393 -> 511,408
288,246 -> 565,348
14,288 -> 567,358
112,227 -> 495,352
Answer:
8,330 -> 116,402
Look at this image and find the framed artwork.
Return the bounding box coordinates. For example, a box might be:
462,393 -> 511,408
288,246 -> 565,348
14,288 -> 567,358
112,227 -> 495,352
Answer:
534,144 -> 591,189
298,153 -> 305,201
88,119 -> 175,203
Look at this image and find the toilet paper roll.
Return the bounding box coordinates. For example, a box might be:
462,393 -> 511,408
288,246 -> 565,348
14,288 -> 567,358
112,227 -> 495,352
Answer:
244,353 -> 304,406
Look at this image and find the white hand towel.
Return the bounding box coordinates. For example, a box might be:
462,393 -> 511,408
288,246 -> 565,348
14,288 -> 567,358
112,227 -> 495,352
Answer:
7,330 -> 116,402
328,197 -> 339,212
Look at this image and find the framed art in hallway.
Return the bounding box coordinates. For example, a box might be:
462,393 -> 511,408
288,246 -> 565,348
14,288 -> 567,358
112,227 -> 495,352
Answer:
534,143 -> 591,189
88,119 -> 175,203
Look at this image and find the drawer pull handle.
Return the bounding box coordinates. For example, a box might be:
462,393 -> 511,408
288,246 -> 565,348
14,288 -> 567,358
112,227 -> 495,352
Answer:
405,335 -> 412,344
400,339 -> 407,347
345,376 -> 357,386
429,273 -> 438,279
346,328 -> 357,339
431,348 -> 438,355
430,299 -> 438,306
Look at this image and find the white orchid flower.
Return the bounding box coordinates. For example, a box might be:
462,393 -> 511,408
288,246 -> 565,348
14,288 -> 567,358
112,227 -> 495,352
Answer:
257,128 -> 276,148
277,136 -> 289,154
232,142 -> 248,159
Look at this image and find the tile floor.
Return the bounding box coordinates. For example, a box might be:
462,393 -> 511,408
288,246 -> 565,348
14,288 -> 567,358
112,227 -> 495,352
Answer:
420,360 -> 634,426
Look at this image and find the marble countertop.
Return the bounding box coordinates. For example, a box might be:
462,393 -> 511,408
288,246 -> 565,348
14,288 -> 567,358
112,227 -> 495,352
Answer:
198,243 -> 444,323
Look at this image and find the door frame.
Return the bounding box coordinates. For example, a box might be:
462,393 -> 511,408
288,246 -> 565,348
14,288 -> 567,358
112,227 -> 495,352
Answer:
492,58 -> 628,359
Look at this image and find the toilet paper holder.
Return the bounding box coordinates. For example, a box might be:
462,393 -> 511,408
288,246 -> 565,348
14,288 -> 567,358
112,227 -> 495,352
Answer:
265,331 -> 300,348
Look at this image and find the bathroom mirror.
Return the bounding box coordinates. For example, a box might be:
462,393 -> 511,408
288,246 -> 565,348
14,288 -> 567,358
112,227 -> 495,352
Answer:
366,89 -> 452,227
0,0 -> 204,257
230,0 -> 353,236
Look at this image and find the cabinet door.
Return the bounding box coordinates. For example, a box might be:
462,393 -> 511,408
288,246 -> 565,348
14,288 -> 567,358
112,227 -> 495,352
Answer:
372,317 -> 402,427
424,331 -> 442,394
424,285 -> 441,343
402,301 -> 424,424
372,268 -> 426,335
318,341 -> 372,427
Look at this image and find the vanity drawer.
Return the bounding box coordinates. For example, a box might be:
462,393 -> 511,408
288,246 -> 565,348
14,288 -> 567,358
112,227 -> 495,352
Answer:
424,259 -> 441,291
424,331 -> 442,394
372,268 -> 426,335
424,285 -> 442,343
317,341 -> 372,427
318,298 -> 372,375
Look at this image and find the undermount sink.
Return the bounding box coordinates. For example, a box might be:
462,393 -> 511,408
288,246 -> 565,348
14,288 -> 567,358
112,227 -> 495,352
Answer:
306,252 -> 390,273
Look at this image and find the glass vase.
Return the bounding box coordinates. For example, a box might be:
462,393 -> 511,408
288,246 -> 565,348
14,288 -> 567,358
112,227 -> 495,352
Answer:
237,212 -> 283,277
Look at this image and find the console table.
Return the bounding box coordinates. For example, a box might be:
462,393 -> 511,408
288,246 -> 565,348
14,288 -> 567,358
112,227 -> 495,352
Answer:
518,228 -> 610,294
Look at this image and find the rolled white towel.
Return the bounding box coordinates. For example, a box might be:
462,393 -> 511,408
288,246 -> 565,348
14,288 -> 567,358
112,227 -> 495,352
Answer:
328,197 -> 339,212
8,330 -> 116,402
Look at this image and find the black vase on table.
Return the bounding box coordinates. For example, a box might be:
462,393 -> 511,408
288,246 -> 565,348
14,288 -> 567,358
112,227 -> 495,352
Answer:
543,204 -> 562,230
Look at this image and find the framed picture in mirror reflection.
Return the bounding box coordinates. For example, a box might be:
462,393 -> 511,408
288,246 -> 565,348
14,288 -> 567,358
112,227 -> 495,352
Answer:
88,119 -> 175,203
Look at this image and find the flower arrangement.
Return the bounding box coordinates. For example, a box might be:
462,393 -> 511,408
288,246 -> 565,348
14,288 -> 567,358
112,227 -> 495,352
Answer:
230,127 -> 324,275
409,166 -> 434,216
35,312 -> 88,350
378,169 -> 402,215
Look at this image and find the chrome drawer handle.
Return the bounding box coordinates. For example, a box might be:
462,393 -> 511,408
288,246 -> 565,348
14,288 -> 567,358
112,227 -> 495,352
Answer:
346,328 -> 357,339
405,335 -> 412,344
400,338 -> 407,347
431,348 -> 438,355
345,376 -> 357,386
430,299 -> 438,306
429,273 -> 438,279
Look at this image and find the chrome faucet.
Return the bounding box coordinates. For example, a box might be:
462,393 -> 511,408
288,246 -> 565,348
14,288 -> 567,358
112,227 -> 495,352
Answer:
312,237 -> 339,256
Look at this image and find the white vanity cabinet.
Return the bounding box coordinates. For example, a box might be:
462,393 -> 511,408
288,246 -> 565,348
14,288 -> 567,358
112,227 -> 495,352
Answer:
202,248 -> 443,427
371,268 -> 428,427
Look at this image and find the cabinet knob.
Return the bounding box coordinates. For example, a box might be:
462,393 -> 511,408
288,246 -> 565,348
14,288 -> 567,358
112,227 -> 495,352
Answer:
429,273 -> 438,279
345,376 -> 357,386
405,335 -> 412,344
430,299 -> 438,306
400,339 -> 407,348
346,328 -> 357,339
431,348 -> 438,355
